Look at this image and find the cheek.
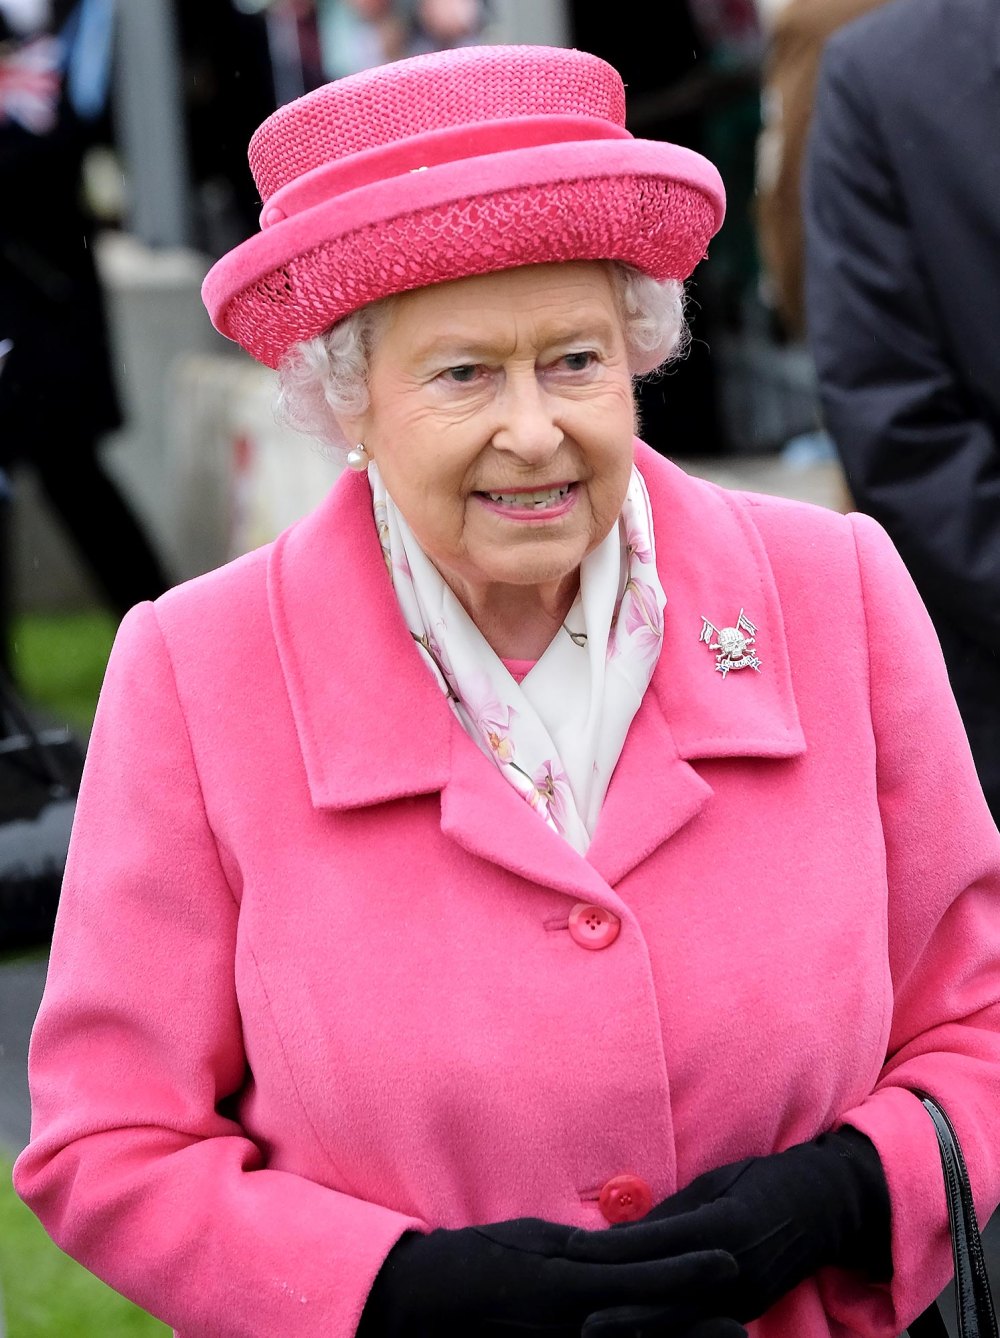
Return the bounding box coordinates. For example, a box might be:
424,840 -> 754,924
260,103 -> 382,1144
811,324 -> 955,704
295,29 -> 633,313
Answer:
580,387 -> 635,470
372,412 -> 469,504
382,440 -> 474,559
590,438 -> 635,508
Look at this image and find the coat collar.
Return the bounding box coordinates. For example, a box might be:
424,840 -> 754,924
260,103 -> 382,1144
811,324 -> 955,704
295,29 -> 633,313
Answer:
580,443 -> 805,887
634,441 -> 804,764
268,464 -> 452,808
268,443 -> 804,835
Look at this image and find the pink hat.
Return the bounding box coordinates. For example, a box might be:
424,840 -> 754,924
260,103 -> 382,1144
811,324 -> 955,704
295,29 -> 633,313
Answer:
202,44 -> 727,370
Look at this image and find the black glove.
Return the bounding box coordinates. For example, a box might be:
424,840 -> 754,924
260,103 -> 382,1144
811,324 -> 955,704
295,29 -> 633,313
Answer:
682,1324 -> 747,1338
680,1324 -> 747,1338
567,1128 -> 891,1324
582,1307 -> 748,1337
356,1215 -> 737,1336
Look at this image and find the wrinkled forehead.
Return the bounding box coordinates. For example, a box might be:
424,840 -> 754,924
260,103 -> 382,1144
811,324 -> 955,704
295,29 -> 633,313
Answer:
370,262 -> 626,358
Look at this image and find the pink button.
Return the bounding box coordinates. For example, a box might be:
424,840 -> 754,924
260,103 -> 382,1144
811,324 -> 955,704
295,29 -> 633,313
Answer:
599,1174 -> 654,1225
568,902 -> 620,950
261,204 -> 286,228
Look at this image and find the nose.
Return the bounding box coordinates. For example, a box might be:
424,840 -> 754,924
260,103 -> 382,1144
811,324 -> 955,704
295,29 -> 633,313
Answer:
492,371 -> 563,463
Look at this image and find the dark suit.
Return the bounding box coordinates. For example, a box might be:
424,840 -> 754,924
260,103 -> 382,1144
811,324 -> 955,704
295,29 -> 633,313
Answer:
804,0 -> 1000,820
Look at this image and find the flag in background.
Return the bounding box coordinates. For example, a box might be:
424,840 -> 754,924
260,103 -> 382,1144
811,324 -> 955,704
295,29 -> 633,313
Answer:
0,0 -> 113,133
0,33 -> 61,132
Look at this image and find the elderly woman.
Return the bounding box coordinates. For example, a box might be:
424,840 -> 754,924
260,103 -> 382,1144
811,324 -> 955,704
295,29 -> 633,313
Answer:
13,42 -> 1000,1338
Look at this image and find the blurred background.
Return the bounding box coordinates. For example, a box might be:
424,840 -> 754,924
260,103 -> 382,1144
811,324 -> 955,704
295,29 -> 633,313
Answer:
0,0 -> 874,1331
0,0 -> 846,661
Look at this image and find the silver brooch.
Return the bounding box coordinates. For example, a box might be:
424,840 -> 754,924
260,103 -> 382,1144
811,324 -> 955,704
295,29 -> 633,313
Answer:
699,609 -> 762,677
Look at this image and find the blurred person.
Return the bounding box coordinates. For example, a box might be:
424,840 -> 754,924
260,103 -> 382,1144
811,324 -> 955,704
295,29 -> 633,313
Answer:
403,0 -> 489,57
754,0 -> 888,341
176,0 -> 403,227
13,41 -> 1000,1338
804,0 -> 1000,823
314,0 -> 404,80
571,0 -> 759,455
176,0 -> 276,250
258,0 -> 328,94
0,0 -> 170,667
686,0 -> 764,338
690,0 -> 762,63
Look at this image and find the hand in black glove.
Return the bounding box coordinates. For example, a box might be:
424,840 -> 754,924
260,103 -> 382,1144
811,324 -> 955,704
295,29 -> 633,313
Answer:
582,1306 -> 748,1337
681,1324 -> 747,1338
356,1215 -> 737,1337
566,1127 -> 891,1324
682,1323 -> 748,1338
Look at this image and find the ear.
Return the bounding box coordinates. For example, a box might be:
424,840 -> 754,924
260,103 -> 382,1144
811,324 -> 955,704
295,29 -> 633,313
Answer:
336,410 -> 371,453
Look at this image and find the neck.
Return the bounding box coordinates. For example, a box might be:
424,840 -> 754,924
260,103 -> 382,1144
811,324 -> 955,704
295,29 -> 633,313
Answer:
446,571 -> 581,660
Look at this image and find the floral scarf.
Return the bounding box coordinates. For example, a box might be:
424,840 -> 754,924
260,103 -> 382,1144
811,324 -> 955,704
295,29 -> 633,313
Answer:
369,464 -> 667,854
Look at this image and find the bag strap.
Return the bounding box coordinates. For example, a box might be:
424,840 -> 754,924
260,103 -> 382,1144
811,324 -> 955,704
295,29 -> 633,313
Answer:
909,1090 -> 998,1338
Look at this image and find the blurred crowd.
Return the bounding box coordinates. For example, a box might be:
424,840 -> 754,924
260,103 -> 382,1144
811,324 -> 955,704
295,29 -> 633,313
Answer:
175,0 -> 497,249
0,0 -> 864,509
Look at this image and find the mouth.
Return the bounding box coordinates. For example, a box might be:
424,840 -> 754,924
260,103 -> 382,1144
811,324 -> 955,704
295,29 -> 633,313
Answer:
477,483 -> 574,510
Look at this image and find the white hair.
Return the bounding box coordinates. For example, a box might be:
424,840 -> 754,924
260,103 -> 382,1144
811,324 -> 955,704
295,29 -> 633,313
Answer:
275,262 -> 688,456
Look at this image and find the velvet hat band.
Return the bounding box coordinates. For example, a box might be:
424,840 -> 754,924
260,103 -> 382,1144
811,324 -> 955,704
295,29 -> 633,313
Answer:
258,115 -> 634,230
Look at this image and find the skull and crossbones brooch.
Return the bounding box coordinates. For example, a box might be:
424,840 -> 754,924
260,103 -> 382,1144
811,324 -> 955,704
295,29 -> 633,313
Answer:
699,609 -> 762,677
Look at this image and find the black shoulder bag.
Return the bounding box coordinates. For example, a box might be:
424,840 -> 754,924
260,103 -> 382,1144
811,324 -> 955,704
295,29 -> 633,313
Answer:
907,1093 -> 998,1338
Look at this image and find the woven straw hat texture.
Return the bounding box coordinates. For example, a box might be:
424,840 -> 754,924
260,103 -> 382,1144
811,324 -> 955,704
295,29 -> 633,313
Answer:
203,45 -> 726,369
249,45 -> 628,199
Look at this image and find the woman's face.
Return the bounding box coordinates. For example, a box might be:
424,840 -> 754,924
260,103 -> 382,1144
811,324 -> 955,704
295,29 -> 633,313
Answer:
346,262 -> 636,611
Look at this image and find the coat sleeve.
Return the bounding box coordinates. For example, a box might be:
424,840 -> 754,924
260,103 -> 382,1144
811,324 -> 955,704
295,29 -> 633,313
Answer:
816,512 -> 1000,1335
12,602 -> 426,1338
803,34 -> 1000,650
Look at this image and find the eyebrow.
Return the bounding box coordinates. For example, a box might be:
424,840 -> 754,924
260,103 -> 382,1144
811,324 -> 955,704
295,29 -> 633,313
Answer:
410,317 -> 621,366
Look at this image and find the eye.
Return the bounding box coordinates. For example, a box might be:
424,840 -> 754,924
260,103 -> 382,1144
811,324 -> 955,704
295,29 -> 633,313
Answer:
558,351 -> 598,372
441,364 -> 483,384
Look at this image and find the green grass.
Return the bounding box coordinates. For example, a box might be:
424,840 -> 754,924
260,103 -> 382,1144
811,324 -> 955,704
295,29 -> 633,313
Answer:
9,610 -> 117,734
0,1154 -> 169,1337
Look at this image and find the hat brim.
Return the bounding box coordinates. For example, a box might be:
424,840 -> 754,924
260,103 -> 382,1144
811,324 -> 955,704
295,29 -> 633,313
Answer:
203,138 -> 726,369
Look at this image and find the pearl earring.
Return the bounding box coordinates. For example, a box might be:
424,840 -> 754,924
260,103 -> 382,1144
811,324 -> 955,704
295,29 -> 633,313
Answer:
346,442 -> 369,472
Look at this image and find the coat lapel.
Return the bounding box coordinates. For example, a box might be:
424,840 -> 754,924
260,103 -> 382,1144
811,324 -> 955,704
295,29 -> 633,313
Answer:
636,442 -> 805,764
585,693 -> 713,887
268,468 -> 451,808
442,721 -> 615,901
586,445 -> 806,886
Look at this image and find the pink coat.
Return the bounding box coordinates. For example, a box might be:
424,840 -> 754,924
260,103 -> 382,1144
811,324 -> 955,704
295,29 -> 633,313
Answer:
14,443 -> 1000,1338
